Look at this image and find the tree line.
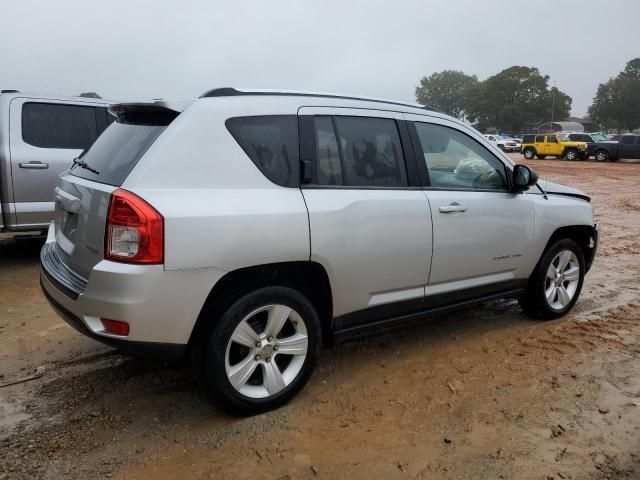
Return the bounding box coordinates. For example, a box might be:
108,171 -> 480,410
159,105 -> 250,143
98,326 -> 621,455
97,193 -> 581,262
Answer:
415,59 -> 640,133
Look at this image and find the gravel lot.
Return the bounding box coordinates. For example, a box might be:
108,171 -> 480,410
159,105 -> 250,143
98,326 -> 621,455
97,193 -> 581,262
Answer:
1,156 -> 640,479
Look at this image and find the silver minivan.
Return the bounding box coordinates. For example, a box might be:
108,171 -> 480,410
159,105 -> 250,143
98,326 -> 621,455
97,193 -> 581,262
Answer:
40,88 -> 598,414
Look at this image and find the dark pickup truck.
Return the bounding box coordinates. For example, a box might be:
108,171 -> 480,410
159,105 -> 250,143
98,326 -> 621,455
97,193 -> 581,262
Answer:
568,133 -> 621,161
569,133 -> 640,161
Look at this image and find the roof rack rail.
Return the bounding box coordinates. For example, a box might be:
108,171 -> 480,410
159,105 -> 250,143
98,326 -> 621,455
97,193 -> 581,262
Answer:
1,89 -> 20,94
200,87 -> 439,112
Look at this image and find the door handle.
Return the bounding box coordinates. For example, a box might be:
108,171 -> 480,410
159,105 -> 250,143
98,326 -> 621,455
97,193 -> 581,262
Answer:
439,202 -> 467,213
19,161 -> 49,169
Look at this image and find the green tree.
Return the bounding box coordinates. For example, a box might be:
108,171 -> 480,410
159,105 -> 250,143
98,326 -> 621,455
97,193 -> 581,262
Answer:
78,92 -> 102,99
589,58 -> 640,131
415,70 -> 478,119
467,66 -> 571,132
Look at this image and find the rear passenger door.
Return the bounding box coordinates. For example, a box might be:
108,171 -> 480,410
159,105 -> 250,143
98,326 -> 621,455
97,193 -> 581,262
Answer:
298,107 -> 432,330
404,113 -> 535,300
9,98 -> 112,228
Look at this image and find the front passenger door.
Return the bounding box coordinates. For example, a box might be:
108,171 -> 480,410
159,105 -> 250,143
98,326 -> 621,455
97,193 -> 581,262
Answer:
404,114 -> 535,300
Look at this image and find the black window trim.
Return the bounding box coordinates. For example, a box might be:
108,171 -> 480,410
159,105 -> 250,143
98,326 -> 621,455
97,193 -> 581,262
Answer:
299,114 -> 421,191
408,120 -> 514,193
20,101 -> 108,150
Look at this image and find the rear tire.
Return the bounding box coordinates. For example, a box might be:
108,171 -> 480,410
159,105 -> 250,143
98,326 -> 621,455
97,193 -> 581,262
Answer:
195,286 -> 321,415
519,239 -> 585,320
523,148 -> 535,159
594,150 -> 609,162
563,149 -> 578,160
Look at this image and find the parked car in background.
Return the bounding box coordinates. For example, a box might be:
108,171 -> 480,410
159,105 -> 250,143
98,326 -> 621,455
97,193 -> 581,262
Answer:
520,134 -> 588,160
41,88 -> 598,414
618,134 -> 640,159
483,134 -> 519,152
0,90 -> 113,233
567,132 -> 619,161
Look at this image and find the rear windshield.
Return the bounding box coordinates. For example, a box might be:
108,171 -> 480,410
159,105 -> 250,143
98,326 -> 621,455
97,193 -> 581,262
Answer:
69,121 -> 166,186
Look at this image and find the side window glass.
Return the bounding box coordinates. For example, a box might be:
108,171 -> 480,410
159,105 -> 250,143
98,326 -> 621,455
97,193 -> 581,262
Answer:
226,115 -> 298,187
313,117 -> 343,185
22,102 -> 99,149
535,135 -> 545,143
414,122 -> 508,191
332,116 -> 408,187
621,136 -> 635,145
547,136 -> 558,143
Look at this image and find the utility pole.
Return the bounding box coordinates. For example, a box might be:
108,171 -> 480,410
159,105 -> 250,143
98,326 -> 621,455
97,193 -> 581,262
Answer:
551,80 -> 556,125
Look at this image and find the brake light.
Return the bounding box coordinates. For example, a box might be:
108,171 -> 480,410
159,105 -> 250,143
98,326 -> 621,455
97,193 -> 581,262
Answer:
105,189 -> 163,264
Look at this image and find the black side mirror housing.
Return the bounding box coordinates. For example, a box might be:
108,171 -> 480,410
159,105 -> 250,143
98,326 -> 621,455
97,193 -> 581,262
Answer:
512,164 -> 538,191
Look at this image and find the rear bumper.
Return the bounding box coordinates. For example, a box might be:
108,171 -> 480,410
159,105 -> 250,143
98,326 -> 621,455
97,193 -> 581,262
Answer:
40,275 -> 186,361
39,222 -> 226,360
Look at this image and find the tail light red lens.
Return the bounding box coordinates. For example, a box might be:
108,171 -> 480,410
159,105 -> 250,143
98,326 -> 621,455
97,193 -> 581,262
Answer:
105,189 -> 163,264
101,318 -> 130,336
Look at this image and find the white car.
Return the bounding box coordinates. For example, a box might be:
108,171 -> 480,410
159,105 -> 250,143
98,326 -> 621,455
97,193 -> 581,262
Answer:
484,134 -> 520,152
40,88 -> 598,414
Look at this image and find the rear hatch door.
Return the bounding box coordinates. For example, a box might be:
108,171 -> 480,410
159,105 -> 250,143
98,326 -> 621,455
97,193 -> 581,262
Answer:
53,104 -> 179,280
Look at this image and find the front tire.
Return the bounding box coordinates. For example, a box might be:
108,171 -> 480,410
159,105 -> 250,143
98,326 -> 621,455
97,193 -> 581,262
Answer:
520,239 -> 585,320
595,150 -> 609,162
564,149 -> 578,160
197,286 -> 321,415
523,148 -> 535,159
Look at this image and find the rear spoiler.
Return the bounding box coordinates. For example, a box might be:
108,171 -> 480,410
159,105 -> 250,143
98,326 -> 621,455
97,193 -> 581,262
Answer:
108,99 -> 194,125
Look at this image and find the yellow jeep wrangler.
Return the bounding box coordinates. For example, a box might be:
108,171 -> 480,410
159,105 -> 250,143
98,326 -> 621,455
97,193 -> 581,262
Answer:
521,134 -> 588,160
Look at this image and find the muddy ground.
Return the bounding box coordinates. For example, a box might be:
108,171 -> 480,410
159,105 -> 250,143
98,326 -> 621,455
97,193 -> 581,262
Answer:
1,157 -> 640,480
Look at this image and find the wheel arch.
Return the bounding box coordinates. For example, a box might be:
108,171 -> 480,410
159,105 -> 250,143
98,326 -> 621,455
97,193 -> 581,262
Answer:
188,261 -> 334,348
543,225 -> 596,272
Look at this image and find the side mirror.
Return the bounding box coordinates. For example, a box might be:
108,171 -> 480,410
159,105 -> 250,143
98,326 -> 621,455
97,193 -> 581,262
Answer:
512,164 -> 538,191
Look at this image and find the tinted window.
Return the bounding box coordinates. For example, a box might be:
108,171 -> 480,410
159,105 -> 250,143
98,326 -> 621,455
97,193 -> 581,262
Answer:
331,116 -> 408,187
621,136 -> 637,145
522,135 -> 535,143
226,116 -> 298,187
535,135 -> 545,143
69,122 -> 166,186
547,135 -> 558,143
414,122 -> 507,190
314,117 -> 342,185
22,102 -> 108,149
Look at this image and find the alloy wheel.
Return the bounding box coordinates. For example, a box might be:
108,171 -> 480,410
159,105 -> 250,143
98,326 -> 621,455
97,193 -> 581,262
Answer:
545,250 -> 580,310
224,304 -> 308,399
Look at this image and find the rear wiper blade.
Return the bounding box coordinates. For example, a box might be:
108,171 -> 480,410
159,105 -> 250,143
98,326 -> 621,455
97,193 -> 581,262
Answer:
72,157 -> 99,175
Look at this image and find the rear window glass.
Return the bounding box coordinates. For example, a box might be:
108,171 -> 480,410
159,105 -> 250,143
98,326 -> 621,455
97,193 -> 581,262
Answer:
22,102 -> 111,149
69,122 -> 166,186
226,116 -> 299,187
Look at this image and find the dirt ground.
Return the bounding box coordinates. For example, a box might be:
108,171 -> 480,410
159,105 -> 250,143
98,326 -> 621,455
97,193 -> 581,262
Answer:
1,157 -> 640,480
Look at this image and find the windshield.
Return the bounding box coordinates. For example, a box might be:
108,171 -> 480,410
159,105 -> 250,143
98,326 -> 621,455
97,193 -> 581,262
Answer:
558,134 -> 570,142
592,134 -> 608,142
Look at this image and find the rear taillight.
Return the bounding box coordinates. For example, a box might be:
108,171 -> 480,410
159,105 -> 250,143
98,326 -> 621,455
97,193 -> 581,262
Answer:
105,189 -> 163,264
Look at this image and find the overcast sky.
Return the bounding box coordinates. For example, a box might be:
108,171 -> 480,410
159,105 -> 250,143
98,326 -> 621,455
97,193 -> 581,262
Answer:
1,0 -> 638,117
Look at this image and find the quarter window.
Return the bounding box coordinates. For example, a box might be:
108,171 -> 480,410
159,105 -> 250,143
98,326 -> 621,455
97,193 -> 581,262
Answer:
22,102 -> 112,149
226,116 -> 299,187
414,122 -> 508,190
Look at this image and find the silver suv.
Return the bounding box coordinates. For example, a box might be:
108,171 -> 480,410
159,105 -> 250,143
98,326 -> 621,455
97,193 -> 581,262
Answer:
40,88 -> 598,414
